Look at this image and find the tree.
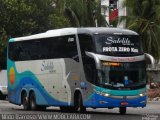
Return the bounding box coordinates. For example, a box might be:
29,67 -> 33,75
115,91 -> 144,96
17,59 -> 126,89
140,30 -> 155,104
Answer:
55,0 -> 108,27
125,0 -> 160,61
0,0 -> 108,69
0,0 -> 69,37
0,0 -> 70,69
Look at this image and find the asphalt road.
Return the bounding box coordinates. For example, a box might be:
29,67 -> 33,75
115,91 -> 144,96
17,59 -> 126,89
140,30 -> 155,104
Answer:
0,100 -> 159,120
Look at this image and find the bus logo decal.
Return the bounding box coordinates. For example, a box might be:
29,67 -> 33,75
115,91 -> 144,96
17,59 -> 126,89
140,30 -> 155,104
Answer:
105,37 -> 132,46
41,61 -> 56,73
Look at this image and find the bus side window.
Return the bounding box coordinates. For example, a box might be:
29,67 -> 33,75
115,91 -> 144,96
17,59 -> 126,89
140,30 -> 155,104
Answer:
78,34 -> 94,56
8,35 -> 78,61
65,36 -> 79,61
50,35 -> 79,61
78,34 -> 98,84
9,42 -> 23,61
8,43 -> 15,61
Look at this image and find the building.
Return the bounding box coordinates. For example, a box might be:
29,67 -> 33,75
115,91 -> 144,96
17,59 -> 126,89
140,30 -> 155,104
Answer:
101,0 -> 126,28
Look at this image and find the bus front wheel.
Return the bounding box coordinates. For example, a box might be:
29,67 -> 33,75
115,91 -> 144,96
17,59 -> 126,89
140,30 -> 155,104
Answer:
119,107 -> 126,115
78,94 -> 86,113
22,92 -> 30,110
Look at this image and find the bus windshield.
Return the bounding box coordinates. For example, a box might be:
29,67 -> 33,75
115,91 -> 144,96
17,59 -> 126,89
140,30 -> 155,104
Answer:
98,61 -> 147,89
94,35 -> 143,56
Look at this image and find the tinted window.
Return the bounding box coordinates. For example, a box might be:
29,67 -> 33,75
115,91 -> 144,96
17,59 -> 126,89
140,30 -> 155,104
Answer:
78,34 -> 94,56
8,35 -> 79,61
78,34 -> 98,84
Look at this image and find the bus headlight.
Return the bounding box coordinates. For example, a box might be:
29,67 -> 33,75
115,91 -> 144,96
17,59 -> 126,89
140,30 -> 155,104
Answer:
139,94 -> 144,97
104,93 -> 110,97
94,90 -> 110,97
139,93 -> 145,97
100,92 -> 110,97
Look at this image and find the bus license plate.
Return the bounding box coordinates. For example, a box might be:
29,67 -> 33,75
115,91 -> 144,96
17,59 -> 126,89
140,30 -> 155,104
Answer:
121,102 -> 128,106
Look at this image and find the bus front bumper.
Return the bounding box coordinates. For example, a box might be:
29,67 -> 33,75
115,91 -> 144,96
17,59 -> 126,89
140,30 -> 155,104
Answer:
84,93 -> 147,108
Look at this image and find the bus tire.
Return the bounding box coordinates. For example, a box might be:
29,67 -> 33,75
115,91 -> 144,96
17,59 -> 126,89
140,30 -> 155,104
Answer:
78,93 -> 86,113
29,92 -> 37,110
119,107 -> 126,115
22,92 -> 30,110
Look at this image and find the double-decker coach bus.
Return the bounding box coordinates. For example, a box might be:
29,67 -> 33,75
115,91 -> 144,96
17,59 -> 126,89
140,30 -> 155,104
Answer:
7,28 -> 155,114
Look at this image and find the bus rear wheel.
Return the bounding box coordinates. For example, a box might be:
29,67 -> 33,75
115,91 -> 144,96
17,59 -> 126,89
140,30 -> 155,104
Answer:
119,107 -> 126,115
29,92 -> 37,110
22,92 -> 30,110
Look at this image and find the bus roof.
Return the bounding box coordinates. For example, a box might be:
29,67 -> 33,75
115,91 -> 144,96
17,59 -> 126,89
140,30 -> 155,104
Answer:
9,27 -> 138,42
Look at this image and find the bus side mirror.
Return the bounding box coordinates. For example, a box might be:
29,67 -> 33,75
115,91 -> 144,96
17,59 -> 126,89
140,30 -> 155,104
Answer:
145,53 -> 156,69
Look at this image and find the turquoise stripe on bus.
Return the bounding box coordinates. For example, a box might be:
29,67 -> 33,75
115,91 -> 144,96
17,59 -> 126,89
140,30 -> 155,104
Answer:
7,59 -> 68,106
95,86 -> 146,96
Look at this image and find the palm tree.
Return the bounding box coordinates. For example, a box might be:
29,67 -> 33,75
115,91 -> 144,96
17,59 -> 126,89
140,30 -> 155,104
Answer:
124,0 -> 160,61
55,0 -> 108,27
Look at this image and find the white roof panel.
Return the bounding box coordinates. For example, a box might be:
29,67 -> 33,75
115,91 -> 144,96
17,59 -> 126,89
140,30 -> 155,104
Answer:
13,28 -> 77,42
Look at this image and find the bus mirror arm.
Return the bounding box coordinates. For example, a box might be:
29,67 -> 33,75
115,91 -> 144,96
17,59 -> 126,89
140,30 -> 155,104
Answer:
85,51 -> 101,69
145,53 -> 156,69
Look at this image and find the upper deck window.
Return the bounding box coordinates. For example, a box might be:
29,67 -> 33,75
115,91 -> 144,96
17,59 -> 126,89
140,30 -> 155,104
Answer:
94,35 -> 143,56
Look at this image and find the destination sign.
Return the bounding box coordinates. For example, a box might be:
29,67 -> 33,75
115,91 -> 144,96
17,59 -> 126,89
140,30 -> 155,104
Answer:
103,47 -> 139,53
102,62 -> 121,66
94,35 -> 142,55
